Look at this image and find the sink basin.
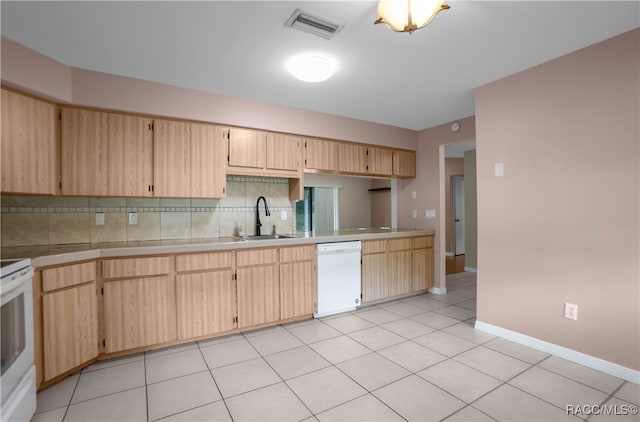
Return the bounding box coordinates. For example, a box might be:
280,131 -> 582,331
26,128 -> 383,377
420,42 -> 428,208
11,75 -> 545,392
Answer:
238,234 -> 296,241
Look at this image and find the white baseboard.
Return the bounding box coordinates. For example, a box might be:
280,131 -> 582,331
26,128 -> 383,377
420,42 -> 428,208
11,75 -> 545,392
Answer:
429,286 -> 447,295
445,252 -> 454,257
475,320 -> 640,384
464,266 -> 477,273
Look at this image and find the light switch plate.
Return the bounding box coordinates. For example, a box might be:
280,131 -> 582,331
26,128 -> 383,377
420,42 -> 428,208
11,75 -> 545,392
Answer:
425,209 -> 436,219
495,163 -> 504,177
95,212 -> 105,226
412,210 -> 417,218
128,212 -> 138,225
411,191 -> 416,200
281,210 -> 287,221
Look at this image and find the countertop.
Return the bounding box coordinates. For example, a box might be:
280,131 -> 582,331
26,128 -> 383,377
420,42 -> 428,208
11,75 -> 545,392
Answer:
1,228 -> 435,269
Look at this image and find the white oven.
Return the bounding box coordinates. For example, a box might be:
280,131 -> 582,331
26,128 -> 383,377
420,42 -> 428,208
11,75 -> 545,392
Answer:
1,259 -> 36,422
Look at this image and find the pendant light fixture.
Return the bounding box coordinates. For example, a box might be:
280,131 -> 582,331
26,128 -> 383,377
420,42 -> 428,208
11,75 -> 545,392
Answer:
375,0 -> 450,33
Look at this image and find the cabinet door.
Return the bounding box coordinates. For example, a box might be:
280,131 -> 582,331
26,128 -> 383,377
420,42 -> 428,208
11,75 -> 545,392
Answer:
153,119 -> 191,197
267,133 -> 301,172
237,265 -> 279,328
191,123 -> 227,198
60,108 -> 109,196
338,143 -> 366,174
103,276 -> 177,353
176,270 -> 236,339
361,253 -> 389,303
393,150 -> 416,178
366,147 -> 393,176
228,128 -> 266,169
42,283 -> 98,381
280,261 -> 315,320
412,247 -> 434,291
1,89 -> 58,195
388,250 -> 412,297
107,114 -> 153,197
305,138 -> 339,171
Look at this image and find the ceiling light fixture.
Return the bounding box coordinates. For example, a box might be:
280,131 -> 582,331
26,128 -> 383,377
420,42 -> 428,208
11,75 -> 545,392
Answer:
286,53 -> 337,83
374,0 -> 450,34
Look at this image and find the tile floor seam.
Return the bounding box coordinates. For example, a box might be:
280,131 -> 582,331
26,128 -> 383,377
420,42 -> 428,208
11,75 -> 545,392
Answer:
196,342 -> 234,422
504,380 -> 594,420
247,340 -> 317,420
64,384 -> 147,409
143,356 -> 149,422
151,400 -> 222,422
145,367 -> 212,387
533,356 -> 626,396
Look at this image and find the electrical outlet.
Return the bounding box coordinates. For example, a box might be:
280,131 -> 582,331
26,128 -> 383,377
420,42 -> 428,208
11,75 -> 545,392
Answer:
281,210 -> 287,221
128,212 -> 138,225
564,302 -> 578,320
95,212 -> 105,226
412,210 -> 417,218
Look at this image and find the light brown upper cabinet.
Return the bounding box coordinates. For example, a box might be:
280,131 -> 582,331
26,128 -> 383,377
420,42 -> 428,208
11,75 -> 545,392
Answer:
1,88 -> 59,195
191,123 -> 227,198
304,138 -> 339,172
393,149 -> 417,178
227,127 -> 266,170
61,108 -> 153,196
366,147 -> 394,176
266,133 -> 302,174
227,129 -> 302,177
153,119 -> 227,198
338,143 -> 367,174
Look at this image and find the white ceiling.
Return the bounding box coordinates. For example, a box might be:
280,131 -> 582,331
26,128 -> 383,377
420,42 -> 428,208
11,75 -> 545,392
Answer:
1,1 -> 638,131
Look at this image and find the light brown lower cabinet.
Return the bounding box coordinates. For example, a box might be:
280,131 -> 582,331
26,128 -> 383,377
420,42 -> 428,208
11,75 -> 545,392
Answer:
362,236 -> 434,304
42,283 -> 98,381
175,270 -> 237,339
40,262 -> 99,382
279,245 -> 316,320
237,265 -> 280,328
103,275 -> 177,353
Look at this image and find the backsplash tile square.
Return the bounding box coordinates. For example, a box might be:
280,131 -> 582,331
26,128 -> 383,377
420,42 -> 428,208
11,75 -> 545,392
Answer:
1,213 -> 50,246
49,213 -> 91,245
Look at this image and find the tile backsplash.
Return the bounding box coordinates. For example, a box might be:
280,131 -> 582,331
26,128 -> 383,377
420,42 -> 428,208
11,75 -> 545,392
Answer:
0,176 -> 296,247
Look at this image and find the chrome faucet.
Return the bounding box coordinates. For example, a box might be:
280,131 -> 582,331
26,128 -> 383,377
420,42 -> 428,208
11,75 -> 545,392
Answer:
255,196 -> 270,236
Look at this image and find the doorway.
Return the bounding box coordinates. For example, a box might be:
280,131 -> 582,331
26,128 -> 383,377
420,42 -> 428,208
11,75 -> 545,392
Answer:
452,176 -> 465,255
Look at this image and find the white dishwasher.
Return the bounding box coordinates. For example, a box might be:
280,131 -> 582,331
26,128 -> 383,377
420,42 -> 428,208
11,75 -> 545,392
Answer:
315,241 -> 362,318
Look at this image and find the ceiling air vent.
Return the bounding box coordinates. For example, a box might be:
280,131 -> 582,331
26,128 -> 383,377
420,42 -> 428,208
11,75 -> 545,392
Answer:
285,9 -> 343,40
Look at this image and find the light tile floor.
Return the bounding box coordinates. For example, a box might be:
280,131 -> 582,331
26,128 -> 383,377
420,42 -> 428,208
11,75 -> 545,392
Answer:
32,272 -> 639,422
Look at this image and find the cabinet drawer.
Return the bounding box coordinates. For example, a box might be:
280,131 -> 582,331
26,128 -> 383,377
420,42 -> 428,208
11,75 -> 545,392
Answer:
176,251 -> 235,273
412,236 -> 434,249
236,248 -> 277,267
362,240 -> 387,254
102,256 -> 170,279
42,261 -> 96,292
388,238 -> 412,252
279,245 -> 315,263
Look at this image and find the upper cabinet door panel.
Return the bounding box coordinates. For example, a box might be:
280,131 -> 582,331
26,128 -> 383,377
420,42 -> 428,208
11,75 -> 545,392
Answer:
61,108 -> 109,196
61,108 -> 154,197
228,128 -> 266,169
153,119 -> 191,197
338,143 -> 366,174
304,138 -> 339,171
191,123 -> 227,198
1,89 -> 58,195
393,150 -> 416,178
108,114 -> 153,197
367,147 -> 393,176
266,133 -> 301,173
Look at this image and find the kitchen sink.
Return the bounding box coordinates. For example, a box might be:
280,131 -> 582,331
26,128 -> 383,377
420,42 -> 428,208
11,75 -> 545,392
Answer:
238,234 -> 296,241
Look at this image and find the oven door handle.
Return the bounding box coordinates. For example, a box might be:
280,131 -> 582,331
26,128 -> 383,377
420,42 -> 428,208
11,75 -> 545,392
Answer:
0,268 -> 34,297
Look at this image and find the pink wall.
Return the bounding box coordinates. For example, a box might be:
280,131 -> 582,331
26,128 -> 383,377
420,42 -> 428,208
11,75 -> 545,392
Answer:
0,37 -> 416,149
1,37 -> 72,103
397,116 -> 476,289
475,29 -> 639,371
